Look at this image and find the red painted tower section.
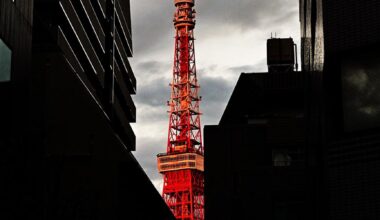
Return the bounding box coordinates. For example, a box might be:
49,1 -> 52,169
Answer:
157,0 -> 204,219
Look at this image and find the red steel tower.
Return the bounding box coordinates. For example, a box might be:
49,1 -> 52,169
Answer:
157,0 -> 204,219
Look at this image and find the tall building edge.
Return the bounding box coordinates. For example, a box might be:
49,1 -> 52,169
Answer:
301,0 -> 380,219
0,0 -> 175,219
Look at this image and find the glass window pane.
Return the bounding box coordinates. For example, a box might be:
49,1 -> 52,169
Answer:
342,53 -> 380,132
0,38 -> 12,82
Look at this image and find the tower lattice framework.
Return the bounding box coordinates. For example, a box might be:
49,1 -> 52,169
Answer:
157,0 -> 204,219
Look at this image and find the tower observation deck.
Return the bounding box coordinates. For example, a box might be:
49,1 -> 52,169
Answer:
157,0 -> 204,219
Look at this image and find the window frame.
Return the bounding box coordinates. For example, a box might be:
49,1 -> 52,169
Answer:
0,38 -> 13,82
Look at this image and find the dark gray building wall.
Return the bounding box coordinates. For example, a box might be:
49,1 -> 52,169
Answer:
0,0 -> 33,145
301,1 -> 380,219
205,125 -> 271,220
33,0 -> 136,151
0,0 -> 174,219
205,72 -> 313,220
0,1 -> 34,217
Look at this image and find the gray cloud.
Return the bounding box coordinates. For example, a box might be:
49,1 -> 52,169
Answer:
198,0 -> 298,30
201,75 -> 235,104
131,0 -> 299,54
132,60 -> 171,107
133,137 -> 165,188
130,1 -> 173,54
227,59 -> 267,73
134,61 -> 235,108
137,92 -> 166,107
135,61 -> 172,78
135,76 -> 169,107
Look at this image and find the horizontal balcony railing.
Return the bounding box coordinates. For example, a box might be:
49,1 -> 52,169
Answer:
115,42 -> 136,94
60,0 -> 105,86
115,0 -> 132,56
113,95 -> 136,151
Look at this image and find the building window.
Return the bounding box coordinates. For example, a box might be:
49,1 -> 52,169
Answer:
272,150 -> 292,167
0,38 -> 12,82
342,53 -> 380,132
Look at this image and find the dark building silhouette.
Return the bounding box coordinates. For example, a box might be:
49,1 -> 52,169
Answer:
0,0 -> 174,219
204,38 -> 315,220
205,1 -> 380,219
301,0 -> 380,219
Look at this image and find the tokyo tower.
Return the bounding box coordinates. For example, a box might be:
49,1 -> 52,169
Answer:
157,0 -> 204,219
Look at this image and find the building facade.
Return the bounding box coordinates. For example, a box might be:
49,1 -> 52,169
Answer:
204,39 -> 315,220
0,1 -> 35,217
205,72 -> 311,220
301,0 -> 380,219
0,0 -> 174,219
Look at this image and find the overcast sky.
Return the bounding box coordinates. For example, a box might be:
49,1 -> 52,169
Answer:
129,0 -> 300,191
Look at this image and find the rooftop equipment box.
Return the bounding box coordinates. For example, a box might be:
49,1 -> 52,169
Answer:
267,38 -> 295,66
